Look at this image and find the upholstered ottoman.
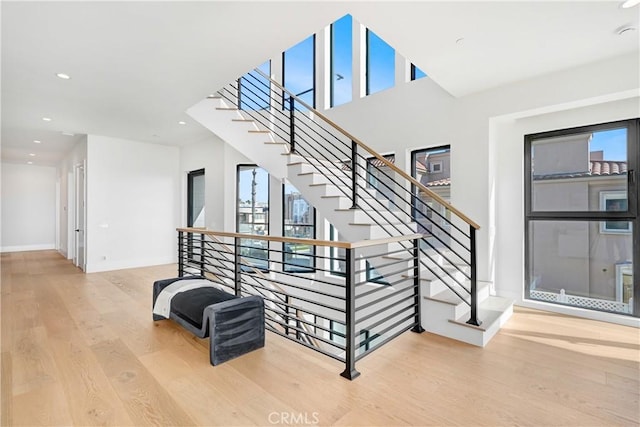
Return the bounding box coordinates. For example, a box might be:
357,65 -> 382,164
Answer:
152,276 -> 265,365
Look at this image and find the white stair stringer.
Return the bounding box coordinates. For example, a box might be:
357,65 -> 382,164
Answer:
187,96 -> 513,347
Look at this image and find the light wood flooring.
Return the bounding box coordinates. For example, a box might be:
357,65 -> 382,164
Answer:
1,250 -> 638,426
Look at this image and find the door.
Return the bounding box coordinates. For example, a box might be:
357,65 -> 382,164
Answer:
74,162 -> 86,271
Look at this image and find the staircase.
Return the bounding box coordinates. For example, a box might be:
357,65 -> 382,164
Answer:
187,68 -> 513,346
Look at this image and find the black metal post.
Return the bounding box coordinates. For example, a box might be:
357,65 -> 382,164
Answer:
199,233 -> 206,277
466,226 -> 482,326
289,97 -> 296,154
340,248 -> 360,380
284,295 -> 290,336
178,231 -> 184,277
411,238 -> 425,333
234,237 -> 242,297
350,140 -> 358,209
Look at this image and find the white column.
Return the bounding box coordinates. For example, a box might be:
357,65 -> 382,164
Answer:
316,26 -> 331,111
353,22 -> 367,100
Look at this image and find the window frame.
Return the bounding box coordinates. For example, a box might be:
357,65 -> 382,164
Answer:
282,34 -> 316,109
365,28 -> 395,96
282,182 -> 316,273
187,168 -> 205,228
524,118 -> 639,317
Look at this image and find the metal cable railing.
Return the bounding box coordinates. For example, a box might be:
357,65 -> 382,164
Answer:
213,67 -> 482,326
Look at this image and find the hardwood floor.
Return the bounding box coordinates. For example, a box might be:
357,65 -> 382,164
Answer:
1,250 -> 638,426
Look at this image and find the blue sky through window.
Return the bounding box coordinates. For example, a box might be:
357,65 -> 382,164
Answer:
412,64 -> 427,80
238,166 -> 269,205
239,61 -> 270,110
590,128 -> 626,161
283,35 -> 315,108
367,29 -> 395,95
331,14 -> 353,107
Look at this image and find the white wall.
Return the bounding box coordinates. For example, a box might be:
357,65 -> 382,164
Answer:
85,135 -> 180,272
179,135 -> 227,231
321,52 -> 639,325
1,162 -> 57,252
58,136 -> 88,258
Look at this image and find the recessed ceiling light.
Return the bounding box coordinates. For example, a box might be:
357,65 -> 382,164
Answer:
29,153 -> 36,157
616,25 -> 637,35
61,131 -> 75,136
621,0 -> 640,8
42,117 -> 52,121
27,161 -> 33,165
34,140 -> 41,144
56,73 -> 71,80
178,121 -> 186,125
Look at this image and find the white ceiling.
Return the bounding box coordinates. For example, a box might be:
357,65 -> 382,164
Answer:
2,1 -> 638,166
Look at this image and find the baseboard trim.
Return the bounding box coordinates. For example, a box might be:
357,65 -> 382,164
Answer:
85,256 -> 177,273
1,244 -> 56,253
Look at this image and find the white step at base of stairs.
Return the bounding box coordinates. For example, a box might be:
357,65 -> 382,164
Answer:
423,278 -> 491,303
421,295 -> 513,347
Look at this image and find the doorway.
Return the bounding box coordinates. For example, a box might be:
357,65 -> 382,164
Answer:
74,162 -> 86,271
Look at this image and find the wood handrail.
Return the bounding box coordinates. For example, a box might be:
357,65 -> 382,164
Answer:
252,67 -> 480,230
177,228 -> 423,249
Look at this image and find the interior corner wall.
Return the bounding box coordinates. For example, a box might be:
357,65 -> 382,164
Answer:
492,96 -> 640,308
322,52 -> 639,291
1,162 -> 57,252
85,135 -> 180,273
58,136 -> 87,259
179,135 -> 227,231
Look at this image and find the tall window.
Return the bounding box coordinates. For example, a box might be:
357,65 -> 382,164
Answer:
283,182 -> 315,272
366,29 -> 395,95
330,14 -> 353,107
329,223 -> 345,276
237,165 -> 270,270
411,63 -> 427,81
239,61 -> 271,110
411,146 -> 451,237
525,120 -> 638,316
283,35 -> 315,109
366,154 -> 397,207
187,169 -> 205,227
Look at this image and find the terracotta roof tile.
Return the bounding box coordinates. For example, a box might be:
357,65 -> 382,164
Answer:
534,160 -> 627,180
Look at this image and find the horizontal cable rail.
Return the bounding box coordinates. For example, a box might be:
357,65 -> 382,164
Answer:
214,67 -> 482,326
178,228 -> 423,379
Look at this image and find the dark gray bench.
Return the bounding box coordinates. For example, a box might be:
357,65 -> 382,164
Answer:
152,276 -> 265,365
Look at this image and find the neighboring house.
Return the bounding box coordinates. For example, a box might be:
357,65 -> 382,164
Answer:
530,132 -> 632,306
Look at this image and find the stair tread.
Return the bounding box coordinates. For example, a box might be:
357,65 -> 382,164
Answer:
216,107 -> 238,110
248,130 -> 272,133
448,296 -> 513,332
232,119 -> 254,122
264,141 -> 288,145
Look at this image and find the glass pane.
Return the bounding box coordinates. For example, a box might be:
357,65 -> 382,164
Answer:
528,220 -> 633,315
531,128 -> 628,212
237,166 -> 269,271
189,172 -> 205,227
367,29 -> 395,95
331,14 -> 352,107
367,155 -> 397,209
411,64 -> 427,80
239,61 -> 270,110
412,146 -> 451,238
283,35 -> 315,108
283,182 -> 315,272
329,224 -> 346,276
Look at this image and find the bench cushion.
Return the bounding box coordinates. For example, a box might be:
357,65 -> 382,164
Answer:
171,287 -> 237,329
